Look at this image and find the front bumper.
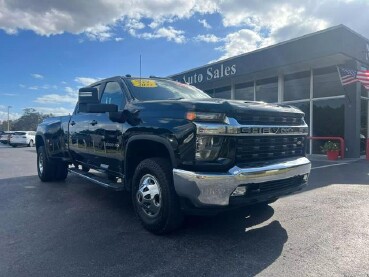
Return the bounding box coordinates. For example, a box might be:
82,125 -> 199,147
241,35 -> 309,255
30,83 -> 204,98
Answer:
173,157 -> 311,207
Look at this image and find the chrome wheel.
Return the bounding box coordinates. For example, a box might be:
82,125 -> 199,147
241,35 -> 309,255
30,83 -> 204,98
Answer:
136,174 -> 162,217
38,151 -> 44,174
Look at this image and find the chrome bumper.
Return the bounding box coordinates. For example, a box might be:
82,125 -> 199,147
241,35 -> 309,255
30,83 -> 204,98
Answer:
173,157 -> 311,207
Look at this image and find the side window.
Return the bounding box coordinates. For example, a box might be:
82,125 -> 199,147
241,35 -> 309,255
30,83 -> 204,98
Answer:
100,82 -> 125,110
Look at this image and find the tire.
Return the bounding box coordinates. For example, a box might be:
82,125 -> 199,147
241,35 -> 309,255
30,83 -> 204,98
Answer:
132,158 -> 183,234
11,144 -> 16,148
28,140 -> 34,147
37,146 -> 56,182
55,161 -> 68,181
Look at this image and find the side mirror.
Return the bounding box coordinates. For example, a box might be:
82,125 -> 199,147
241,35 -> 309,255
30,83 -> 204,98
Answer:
78,87 -> 99,104
78,87 -> 99,112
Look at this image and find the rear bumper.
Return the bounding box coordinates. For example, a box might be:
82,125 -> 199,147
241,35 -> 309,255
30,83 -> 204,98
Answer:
173,157 -> 311,207
10,141 -> 28,145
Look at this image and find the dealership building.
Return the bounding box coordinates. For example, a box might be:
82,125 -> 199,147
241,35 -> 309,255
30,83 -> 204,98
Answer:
170,25 -> 369,158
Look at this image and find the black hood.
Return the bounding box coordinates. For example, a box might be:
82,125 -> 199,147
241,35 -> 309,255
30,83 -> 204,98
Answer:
129,98 -> 305,125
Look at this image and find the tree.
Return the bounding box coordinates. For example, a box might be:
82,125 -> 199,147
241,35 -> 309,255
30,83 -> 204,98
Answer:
1,109 -> 52,131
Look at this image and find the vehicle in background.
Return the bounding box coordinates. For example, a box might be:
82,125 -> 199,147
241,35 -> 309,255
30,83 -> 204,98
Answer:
0,131 -> 14,144
9,131 -> 36,147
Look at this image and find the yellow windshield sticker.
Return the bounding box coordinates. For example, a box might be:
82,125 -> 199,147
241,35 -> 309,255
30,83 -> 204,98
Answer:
131,79 -> 157,88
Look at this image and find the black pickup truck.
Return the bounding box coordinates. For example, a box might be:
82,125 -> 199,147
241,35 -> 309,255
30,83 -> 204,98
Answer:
36,76 -> 311,234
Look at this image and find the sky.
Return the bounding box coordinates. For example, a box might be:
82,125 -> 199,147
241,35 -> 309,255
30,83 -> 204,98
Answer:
1,0 -> 369,121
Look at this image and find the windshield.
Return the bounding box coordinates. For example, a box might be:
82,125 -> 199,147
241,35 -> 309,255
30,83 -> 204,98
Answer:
124,78 -> 211,101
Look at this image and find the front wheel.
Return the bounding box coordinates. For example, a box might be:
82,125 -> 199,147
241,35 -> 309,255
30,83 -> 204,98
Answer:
132,158 -> 183,234
37,146 -> 55,182
37,146 -> 68,182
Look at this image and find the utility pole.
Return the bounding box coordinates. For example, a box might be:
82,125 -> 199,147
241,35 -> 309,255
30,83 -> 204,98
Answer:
7,106 -> 12,131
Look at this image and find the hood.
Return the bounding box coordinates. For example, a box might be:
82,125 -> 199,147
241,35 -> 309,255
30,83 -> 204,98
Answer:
129,98 -> 306,125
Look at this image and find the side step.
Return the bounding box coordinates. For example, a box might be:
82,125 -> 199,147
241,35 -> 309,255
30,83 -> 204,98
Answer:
68,168 -> 125,191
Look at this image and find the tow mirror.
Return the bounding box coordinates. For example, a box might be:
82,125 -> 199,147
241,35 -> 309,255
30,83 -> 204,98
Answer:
78,87 -> 98,112
78,87 -> 99,104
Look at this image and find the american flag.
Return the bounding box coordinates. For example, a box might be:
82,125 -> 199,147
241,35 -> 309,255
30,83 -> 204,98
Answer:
337,66 -> 369,90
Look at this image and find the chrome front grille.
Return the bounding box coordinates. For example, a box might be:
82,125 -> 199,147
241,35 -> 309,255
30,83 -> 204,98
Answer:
236,136 -> 305,163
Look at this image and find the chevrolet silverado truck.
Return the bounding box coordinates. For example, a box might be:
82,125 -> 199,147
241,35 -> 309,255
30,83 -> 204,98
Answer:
36,76 -> 311,234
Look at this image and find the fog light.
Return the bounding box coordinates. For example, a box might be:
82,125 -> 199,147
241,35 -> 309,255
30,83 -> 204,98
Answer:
303,174 -> 309,182
231,186 -> 247,196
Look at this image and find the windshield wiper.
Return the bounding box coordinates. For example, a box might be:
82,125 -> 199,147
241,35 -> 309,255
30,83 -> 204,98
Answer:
167,97 -> 184,100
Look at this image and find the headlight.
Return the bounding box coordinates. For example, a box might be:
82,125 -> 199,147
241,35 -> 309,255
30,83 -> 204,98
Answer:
195,135 -> 223,161
187,112 -> 226,123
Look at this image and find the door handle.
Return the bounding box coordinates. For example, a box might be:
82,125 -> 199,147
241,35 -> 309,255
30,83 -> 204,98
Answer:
90,120 -> 98,126
70,121 -> 76,126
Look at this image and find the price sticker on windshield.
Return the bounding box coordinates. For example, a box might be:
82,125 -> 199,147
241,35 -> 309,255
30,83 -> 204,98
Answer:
131,79 -> 157,88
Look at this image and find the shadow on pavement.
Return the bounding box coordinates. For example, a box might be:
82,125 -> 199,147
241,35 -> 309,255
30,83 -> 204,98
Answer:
1,174 -> 288,277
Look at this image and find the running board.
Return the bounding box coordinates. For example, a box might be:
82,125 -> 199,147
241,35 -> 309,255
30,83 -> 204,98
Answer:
68,168 -> 125,191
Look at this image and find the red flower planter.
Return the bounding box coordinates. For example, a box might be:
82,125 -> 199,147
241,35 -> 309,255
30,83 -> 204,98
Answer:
327,150 -> 339,160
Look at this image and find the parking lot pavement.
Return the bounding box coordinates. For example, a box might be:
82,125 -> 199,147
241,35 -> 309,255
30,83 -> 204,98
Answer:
1,146 -> 369,277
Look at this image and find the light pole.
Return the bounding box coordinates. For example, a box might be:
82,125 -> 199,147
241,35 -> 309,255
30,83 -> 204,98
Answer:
7,106 -> 12,131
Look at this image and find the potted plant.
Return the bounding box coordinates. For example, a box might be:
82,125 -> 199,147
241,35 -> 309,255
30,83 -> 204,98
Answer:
321,141 -> 340,160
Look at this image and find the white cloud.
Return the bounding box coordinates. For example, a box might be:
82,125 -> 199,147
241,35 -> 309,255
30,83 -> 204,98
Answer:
31,107 -> 73,116
215,29 -> 274,60
0,0 -> 216,41
115,37 -> 124,42
1,0 -> 369,60
198,19 -> 211,29
136,26 -> 186,44
31,73 -> 44,79
194,34 -> 221,43
2,93 -> 17,96
34,93 -> 77,105
85,24 -> 113,41
65,86 -> 74,93
34,86 -> 78,105
126,19 -> 145,31
74,77 -> 100,86
0,106 -> 21,121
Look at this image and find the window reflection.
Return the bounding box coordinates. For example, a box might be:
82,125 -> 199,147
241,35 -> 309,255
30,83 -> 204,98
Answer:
256,77 -> 278,102
284,71 -> 310,101
312,99 -> 345,153
313,66 -> 344,98
213,86 -> 231,99
235,82 -> 254,101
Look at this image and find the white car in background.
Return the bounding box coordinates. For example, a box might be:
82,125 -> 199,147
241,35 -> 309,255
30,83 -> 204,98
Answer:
9,131 -> 36,147
0,131 -> 14,144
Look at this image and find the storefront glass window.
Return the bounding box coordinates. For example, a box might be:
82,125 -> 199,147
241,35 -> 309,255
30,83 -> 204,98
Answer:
235,82 -> 254,101
361,99 -> 368,154
284,71 -> 310,101
313,66 -> 344,98
287,101 -> 310,153
204,89 -> 214,97
312,98 -> 345,153
255,77 -> 278,102
213,86 -> 231,99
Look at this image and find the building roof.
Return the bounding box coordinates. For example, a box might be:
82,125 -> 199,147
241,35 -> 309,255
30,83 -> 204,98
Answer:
170,25 -> 369,89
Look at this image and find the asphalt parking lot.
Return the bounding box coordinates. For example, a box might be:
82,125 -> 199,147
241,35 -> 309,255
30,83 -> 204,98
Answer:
1,144 -> 369,277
